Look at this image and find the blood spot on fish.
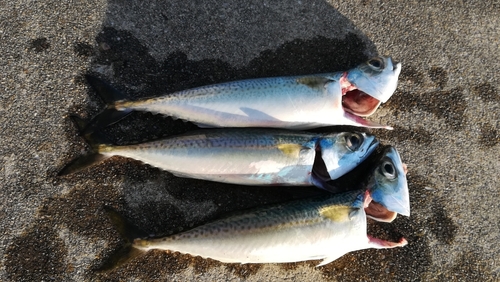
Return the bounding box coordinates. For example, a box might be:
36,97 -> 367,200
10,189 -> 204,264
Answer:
478,123 -> 499,148
428,66 -> 448,89
30,37 -> 50,52
471,82 -> 499,103
5,224 -> 68,281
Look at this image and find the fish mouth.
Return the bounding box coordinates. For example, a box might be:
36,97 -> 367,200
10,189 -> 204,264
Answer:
363,190 -> 397,223
340,72 -> 382,117
365,200 -> 397,223
361,190 -> 407,248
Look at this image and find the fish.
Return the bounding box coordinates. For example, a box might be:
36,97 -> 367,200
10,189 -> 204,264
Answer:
98,146 -> 409,271
83,57 -> 400,133
59,116 -> 379,192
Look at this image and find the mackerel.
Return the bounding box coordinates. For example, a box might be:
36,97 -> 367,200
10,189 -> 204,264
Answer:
60,122 -> 378,191
85,57 -> 400,132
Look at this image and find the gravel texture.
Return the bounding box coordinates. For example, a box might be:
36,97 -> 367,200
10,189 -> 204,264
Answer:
1,0 -> 498,281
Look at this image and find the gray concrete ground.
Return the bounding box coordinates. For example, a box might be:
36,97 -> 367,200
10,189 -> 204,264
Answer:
1,0 -> 499,281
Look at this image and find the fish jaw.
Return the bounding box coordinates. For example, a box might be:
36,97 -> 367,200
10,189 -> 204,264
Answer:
319,132 -> 379,180
324,79 -> 393,129
343,57 -> 401,117
367,236 -> 408,249
369,146 -> 411,218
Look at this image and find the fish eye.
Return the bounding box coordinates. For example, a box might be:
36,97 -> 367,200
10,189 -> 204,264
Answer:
368,57 -> 384,70
345,133 -> 363,151
380,160 -> 397,180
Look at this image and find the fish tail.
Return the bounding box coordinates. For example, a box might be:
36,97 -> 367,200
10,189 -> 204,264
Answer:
58,115 -> 114,176
97,206 -> 149,273
83,75 -> 133,135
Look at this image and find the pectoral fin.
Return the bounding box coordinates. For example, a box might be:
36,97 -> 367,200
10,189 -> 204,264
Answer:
277,144 -> 309,158
324,80 -> 343,111
319,206 -> 355,222
239,107 -> 281,121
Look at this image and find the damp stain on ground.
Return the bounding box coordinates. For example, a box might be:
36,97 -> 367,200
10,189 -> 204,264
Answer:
73,41 -> 95,58
4,167 -> 124,281
374,125 -> 434,145
29,37 -> 50,52
436,249 -> 491,281
425,199 -> 458,245
471,82 -> 499,103
386,64 -> 470,131
399,64 -> 424,85
428,66 -> 448,89
478,123 -> 499,148
386,88 -> 467,130
5,223 -> 68,282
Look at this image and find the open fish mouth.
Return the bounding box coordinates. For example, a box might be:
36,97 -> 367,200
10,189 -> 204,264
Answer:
362,190 -> 407,248
363,190 -> 397,223
340,72 -> 382,117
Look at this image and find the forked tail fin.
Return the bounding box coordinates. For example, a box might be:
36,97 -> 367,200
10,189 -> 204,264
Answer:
58,115 -> 113,176
83,75 -> 133,135
97,206 -> 148,273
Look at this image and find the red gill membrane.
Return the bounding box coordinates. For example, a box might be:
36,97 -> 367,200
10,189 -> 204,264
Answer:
340,73 -> 383,117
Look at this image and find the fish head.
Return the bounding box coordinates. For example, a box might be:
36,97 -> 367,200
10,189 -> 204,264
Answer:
319,132 -> 379,180
364,146 -> 410,222
342,57 -> 401,117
